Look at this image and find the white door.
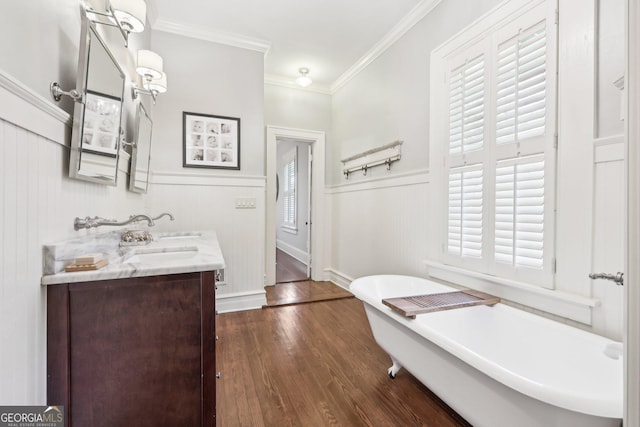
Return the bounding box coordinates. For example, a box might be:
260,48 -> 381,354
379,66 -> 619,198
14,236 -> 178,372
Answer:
306,144 -> 313,278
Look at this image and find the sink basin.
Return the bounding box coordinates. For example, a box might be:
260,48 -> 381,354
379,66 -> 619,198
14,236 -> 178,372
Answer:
125,247 -> 199,264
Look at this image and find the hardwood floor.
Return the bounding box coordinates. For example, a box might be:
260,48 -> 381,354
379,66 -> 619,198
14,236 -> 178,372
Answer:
265,280 -> 354,307
276,249 -> 308,283
216,298 -> 471,427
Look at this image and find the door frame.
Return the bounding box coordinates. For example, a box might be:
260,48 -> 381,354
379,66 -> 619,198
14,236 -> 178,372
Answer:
266,126 -> 325,286
625,0 -> 639,424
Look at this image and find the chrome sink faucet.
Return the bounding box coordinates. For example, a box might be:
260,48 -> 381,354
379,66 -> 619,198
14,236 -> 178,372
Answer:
74,215 -> 155,230
151,212 -> 175,222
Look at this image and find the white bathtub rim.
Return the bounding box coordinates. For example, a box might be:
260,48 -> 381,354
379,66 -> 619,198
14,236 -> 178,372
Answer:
350,274 -> 623,419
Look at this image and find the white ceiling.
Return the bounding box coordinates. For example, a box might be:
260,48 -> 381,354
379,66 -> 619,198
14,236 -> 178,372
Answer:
147,0 -> 426,90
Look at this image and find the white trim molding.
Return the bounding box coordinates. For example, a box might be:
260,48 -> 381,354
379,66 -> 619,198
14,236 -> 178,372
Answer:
323,268 -> 353,291
266,126 -> 326,286
625,0 -> 640,424
150,171 -> 266,188
424,261 -> 599,324
0,68 -> 71,145
594,135 -> 625,163
327,168 -> 429,194
276,239 -> 307,265
153,19 -> 271,54
215,290 -> 267,313
331,0 -> 442,93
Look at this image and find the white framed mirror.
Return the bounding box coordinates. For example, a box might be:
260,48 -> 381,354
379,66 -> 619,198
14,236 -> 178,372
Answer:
69,15 -> 126,185
129,103 -> 153,193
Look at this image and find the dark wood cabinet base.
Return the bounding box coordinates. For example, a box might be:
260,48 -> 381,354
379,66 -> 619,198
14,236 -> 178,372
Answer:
47,271 -> 216,427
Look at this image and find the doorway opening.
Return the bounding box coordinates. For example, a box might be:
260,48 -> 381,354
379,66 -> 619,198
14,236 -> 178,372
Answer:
275,137 -> 312,283
265,126 -> 326,287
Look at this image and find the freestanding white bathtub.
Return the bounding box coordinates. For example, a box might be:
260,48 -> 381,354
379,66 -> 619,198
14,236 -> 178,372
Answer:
350,275 -> 623,427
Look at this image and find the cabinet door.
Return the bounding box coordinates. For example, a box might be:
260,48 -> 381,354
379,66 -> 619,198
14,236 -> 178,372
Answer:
68,274 -> 202,427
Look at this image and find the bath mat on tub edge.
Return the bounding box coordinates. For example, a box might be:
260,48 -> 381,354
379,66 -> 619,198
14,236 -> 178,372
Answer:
382,290 -> 500,318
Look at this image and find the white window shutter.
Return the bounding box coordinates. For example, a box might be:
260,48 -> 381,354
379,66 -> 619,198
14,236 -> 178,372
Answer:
282,148 -> 297,228
449,55 -> 485,156
496,22 -> 547,147
439,1 -> 555,287
494,156 -> 545,269
448,166 -> 483,258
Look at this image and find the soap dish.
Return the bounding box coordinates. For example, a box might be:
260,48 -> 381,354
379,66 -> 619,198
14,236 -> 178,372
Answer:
120,229 -> 153,246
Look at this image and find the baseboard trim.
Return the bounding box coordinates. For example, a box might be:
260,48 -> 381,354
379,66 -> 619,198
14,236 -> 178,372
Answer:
216,290 -> 267,313
276,239 -> 308,265
324,268 -> 354,291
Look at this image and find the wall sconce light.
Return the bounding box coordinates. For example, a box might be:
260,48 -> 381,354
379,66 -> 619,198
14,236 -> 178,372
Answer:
145,72 -> 168,94
85,0 -> 147,47
132,50 -> 167,103
136,50 -> 163,80
296,67 -> 312,87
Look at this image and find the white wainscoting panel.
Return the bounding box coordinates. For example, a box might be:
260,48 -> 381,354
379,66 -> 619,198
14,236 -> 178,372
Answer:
146,175 -> 266,309
0,118 -> 145,405
328,173 -> 429,280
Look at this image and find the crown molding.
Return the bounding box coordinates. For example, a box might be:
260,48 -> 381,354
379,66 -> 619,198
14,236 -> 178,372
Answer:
264,74 -> 332,95
330,0 -> 442,94
153,19 -> 271,54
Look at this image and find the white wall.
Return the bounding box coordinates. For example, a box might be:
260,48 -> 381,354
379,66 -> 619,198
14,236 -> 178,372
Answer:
264,84 -> 333,178
275,139 -> 309,262
264,85 -> 332,133
328,0 -> 500,281
147,30 -> 266,310
330,0 -> 501,185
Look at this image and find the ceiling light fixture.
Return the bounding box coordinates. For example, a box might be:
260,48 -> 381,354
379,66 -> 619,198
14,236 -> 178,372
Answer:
296,68 -> 312,87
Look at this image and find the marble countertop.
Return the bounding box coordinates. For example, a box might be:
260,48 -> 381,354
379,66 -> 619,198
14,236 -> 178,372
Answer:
41,230 -> 225,285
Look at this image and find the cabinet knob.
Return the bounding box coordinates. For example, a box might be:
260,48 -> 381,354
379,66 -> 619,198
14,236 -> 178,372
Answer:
216,372 -> 222,379
215,335 -> 219,341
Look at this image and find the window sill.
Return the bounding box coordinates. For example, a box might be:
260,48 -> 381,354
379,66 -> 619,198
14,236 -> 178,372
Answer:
281,225 -> 297,235
423,260 -> 599,325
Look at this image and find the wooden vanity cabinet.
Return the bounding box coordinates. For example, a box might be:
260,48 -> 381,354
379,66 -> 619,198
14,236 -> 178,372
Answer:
47,271 -> 217,427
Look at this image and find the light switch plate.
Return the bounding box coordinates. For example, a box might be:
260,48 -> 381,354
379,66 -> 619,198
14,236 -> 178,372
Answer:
235,198 -> 256,209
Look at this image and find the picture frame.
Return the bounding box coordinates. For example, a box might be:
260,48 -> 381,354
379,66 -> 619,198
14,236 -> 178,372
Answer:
183,112 -> 241,170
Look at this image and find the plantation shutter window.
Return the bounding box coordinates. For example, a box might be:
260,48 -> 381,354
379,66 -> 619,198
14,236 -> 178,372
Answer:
282,147 -> 297,230
442,1 -> 556,287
